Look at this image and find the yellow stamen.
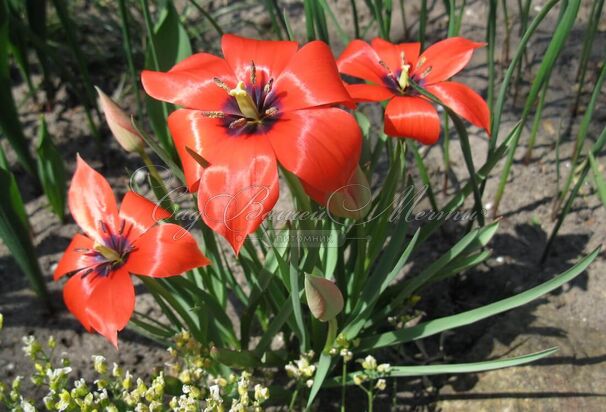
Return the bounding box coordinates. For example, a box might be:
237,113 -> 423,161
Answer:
229,81 -> 260,120
93,244 -> 122,263
398,64 -> 411,90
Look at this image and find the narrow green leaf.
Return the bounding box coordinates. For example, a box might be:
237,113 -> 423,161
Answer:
306,352 -> 333,407
589,153 -> 606,208
36,117 -> 67,220
143,0 -> 192,157
0,161 -> 50,307
327,348 -> 557,386
359,248 -> 599,350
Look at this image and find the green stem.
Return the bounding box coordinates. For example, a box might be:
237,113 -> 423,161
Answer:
288,385 -> 300,411
323,318 -> 338,353
367,385 -> 374,412
340,362 -> 347,412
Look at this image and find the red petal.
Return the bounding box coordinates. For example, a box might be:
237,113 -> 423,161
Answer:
85,268 -> 134,348
167,109 -> 207,192
274,41 -> 352,111
69,156 -> 120,243
168,109 -> 276,192
426,81 -> 491,134
125,223 -> 210,277
384,96 -> 441,144
337,39 -> 389,85
119,192 -> 171,241
54,234 -> 94,280
269,108 -> 362,195
370,38 -> 421,71
416,37 -> 485,84
63,272 -> 98,331
221,34 -> 298,84
197,140 -> 279,254
141,53 -> 235,111
345,84 -> 394,102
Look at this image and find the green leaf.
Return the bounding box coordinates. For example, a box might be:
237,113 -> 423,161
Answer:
358,247 -> 599,350
0,159 -> 50,307
306,352 -> 333,407
344,229 -> 420,339
210,346 -> 262,369
589,153 -> 606,208
143,1 -> 192,157
36,117 -> 67,220
327,347 -> 558,386
0,0 -> 36,176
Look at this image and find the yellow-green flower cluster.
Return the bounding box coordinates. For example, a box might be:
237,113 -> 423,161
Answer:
0,322 -> 272,411
352,355 -> 391,392
285,351 -> 316,388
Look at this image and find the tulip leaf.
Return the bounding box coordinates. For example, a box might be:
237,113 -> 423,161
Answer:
326,347 -> 558,386
144,1 -> 192,158
0,0 -> 36,176
358,247 -> 599,350
306,352 -> 333,407
0,152 -> 50,308
589,152 -> 606,208
36,117 -> 67,221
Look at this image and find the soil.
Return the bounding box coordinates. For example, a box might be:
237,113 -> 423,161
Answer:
1,0 -> 606,410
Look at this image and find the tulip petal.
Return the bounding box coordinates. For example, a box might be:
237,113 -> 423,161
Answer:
274,41 -> 353,111
268,108 -> 362,197
426,81 -> 491,133
85,268 -> 134,348
344,84 -> 395,102
69,156 -> 120,243
384,96 -> 441,145
417,37 -> 485,84
370,38 -> 421,71
63,272 -> 98,331
168,109 -> 278,192
221,33 -> 299,84
197,140 -> 279,254
54,234 -> 94,280
167,109 -> 208,192
125,223 -> 210,277
337,39 -> 390,85
119,192 -> 171,240
141,53 -> 235,111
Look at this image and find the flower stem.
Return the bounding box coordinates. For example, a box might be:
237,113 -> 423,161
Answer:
340,362 -> 347,412
323,318 -> 338,353
288,384 -> 300,411
367,386 -> 374,412
139,149 -> 175,213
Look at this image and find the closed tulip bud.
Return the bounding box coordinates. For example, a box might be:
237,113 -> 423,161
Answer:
95,87 -> 144,153
304,274 -> 344,322
326,165 -> 372,220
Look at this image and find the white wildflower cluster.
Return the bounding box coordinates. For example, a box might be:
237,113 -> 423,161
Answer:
352,355 -> 391,392
285,351 -> 317,388
0,320 -> 271,411
328,333 -> 359,363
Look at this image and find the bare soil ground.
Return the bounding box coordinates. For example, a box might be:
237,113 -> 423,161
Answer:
1,0 -> 606,410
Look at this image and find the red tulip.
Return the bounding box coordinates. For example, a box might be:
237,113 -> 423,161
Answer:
54,156 -> 210,347
141,34 -> 362,253
337,37 -> 490,145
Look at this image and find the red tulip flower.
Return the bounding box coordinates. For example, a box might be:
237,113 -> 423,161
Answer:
337,37 -> 490,144
54,156 -> 210,347
141,34 -> 362,253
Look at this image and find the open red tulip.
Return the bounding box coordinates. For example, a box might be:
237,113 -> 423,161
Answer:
54,156 -> 210,347
142,34 -> 362,254
337,37 -> 490,145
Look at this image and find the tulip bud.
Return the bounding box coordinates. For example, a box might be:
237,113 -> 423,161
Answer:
95,87 -> 144,153
304,274 -> 344,322
326,165 -> 371,220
